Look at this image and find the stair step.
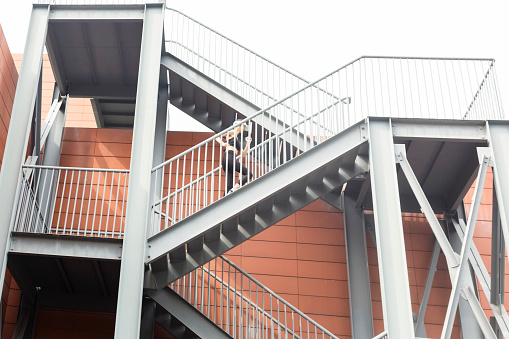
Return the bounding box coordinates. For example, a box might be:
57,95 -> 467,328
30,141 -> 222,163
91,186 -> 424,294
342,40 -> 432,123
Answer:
307,166 -> 327,186
150,254 -> 169,273
256,196 -> 274,214
194,87 -> 207,112
203,225 -> 221,243
169,71 -> 182,98
169,245 -> 187,262
239,206 -> 256,223
220,105 -> 236,129
207,99 -> 221,120
181,79 -> 195,104
291,177 -> 308,197
221,215 -> 239,233
186,235 -> 204,252
274,186 -> 292,203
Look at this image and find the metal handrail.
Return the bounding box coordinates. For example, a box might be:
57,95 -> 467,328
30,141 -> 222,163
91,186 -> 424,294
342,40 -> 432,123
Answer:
150,56 -> 502,236
219,256 -> 338,338
153,55 -> 358,173
171,255 -> 340,339
165,7 -> 309,87
13,165 -> 130,238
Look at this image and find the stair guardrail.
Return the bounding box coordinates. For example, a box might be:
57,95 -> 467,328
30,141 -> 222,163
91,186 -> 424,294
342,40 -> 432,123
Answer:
13,164 -> 129,238
150,56 -> 502,236
165,7 -> 313,113
171,255 -> 340,339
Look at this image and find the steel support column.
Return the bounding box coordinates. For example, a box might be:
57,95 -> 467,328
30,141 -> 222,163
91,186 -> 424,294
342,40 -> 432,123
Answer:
114,3 -> 164,339
0,3 -> 49,302
488,121 -> 509,268
343,191 -> 373,338
368,118 -> 415,338
441,154 -> 489,339
491,186 -> 505,337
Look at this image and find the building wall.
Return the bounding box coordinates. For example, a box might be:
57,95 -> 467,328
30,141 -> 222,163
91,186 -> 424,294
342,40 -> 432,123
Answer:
13,54 -> 97,129
0,24 -> 22,339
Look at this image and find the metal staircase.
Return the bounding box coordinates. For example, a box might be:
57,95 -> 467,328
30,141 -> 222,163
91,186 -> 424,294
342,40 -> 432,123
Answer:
2,2 -> 508,339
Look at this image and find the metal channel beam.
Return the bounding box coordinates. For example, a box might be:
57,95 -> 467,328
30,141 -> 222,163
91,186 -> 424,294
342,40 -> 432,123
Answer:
147,287 -> 231,339
9,232 -> 122,260
441,154 -> 489,339
343,192 -> 374,338
114,4 -> 164,339
0,4 -> 49,295
367,118 -> 415,338
391,119 -> 488,142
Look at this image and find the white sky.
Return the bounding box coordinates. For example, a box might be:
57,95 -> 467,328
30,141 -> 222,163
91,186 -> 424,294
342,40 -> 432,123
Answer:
1,0 -> 508,128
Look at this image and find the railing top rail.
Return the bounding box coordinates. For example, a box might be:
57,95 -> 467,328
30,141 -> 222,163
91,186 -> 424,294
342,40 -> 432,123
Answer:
164,7 -> 309,84
36,0 -> 155,4
22,164 -> 130,173
361,55 -> 495,62
219,256 -> 339,338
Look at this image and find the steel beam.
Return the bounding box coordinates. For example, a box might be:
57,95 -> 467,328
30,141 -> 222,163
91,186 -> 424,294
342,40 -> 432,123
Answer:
343,192 -> 374,338
395,144 -> 459,270
39,96 -> 68,229
414,240 -> 440,337
463,286 -> 497,338
48,5 -> 145,21
391,119 -> 488,142
367,118 -> 415,338
0,3 -> 49,301
9,232 -> 122,260
441,154 -> 489,339
491,186 -> 505,337
147,287 -> 231,339
448,217 -> 483,339
452,218 -> 509,337
114,4 -> 164,339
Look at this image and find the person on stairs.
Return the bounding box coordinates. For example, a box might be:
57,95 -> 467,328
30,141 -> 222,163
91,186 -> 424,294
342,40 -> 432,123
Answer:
215,119 -> 253,194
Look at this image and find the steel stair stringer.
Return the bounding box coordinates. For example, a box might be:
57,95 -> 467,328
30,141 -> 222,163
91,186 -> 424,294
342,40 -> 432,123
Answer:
161,52 -> 315,155
147,287 -> 232,339
145,120 -> 368,289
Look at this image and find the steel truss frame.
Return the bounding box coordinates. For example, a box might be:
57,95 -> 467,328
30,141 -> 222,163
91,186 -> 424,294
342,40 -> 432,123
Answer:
369,120 -> 509,338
